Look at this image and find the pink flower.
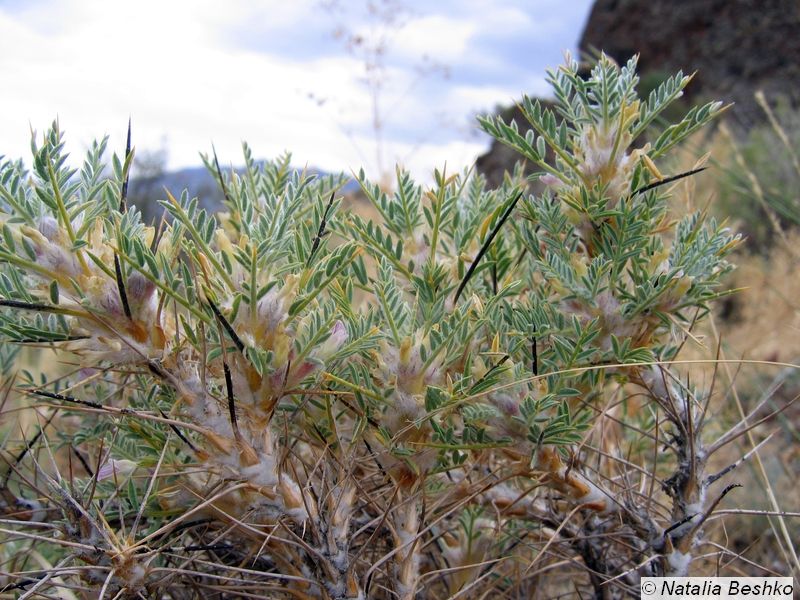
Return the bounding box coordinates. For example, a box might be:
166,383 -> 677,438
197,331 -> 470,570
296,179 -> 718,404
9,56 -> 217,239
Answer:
539,173 -> 563,188
96,458 -> 138,481
317,320 -> 348,361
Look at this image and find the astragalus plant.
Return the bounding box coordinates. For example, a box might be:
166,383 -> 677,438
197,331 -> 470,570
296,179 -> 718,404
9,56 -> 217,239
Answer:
0,55 -> 755,599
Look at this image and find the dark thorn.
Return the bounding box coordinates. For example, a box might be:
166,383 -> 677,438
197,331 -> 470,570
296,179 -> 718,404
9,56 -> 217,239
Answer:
71,446 -> 94,478
470,354 -> 510,394
159,409 -> 198,452
418,496 -> 426,537
114,254 -> 132,319
663,513 -> 698,538
12,335 -> 90,344
181,543 -> 234,553
150,209 -> 168,254
483,530 -> 530,578
563,448 -> 576,484
705,462 -> 738,487
365,570 -> 375,597
0,298 -> 59,313
30,388 -> 103,410
363,439 -> 388,479
307,191 -> 336,267
533,429 -> 546,458
3,412 -> 56,486
147,360 -> 168,379
685,483 -> 743,540
206,297 -> 245,354
311,421 -> 329,444
491,260 -> 498,295
282,359 -> 291,390
0,576 -> 44,591
212,144 -> 232,206
632,167 -> 707,196
454,190 -> 523,303
223,361 -> 240,439
339,397 -> 380,430
154,518 -> 214,540
512,246 -> 528,269
717,482 -> 743,502
531,324 -> 539,376
119,117 -> 132,213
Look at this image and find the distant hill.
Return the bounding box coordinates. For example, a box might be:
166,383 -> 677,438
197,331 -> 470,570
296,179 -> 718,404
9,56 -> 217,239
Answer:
127,165 -> 222,222
128,164 -> 359,222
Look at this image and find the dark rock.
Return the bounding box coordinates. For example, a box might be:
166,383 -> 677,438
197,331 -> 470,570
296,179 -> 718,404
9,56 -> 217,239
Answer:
579,0 -> 800,129
476,0 -> 800,185
475,103 -> 558,191
475,105 -> 528,190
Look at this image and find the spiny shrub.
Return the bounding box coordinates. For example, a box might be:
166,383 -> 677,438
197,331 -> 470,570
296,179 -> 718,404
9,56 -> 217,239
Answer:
0,55 -> 755,599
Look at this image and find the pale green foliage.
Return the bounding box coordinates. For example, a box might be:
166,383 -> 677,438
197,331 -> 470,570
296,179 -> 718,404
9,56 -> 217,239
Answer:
0,55 -> 744,598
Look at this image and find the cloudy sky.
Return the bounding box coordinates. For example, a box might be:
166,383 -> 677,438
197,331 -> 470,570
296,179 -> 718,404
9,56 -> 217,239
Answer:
0,0 -> 593,181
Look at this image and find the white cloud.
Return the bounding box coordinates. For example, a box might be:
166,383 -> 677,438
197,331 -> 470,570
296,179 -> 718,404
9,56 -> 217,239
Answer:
0,0 -> 591,182
446,82 -> 546,114
462,4 -> 533,33
1,2 -> 365,170
392,14 -> 476,62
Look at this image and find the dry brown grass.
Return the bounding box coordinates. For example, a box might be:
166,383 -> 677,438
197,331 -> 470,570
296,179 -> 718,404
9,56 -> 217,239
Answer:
659,116 -> 800,579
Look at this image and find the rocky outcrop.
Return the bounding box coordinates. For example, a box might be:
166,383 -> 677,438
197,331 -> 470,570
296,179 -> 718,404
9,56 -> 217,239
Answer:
476,105 -> 534,190
477,0 -> 800,185
580,0 -> 800,128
